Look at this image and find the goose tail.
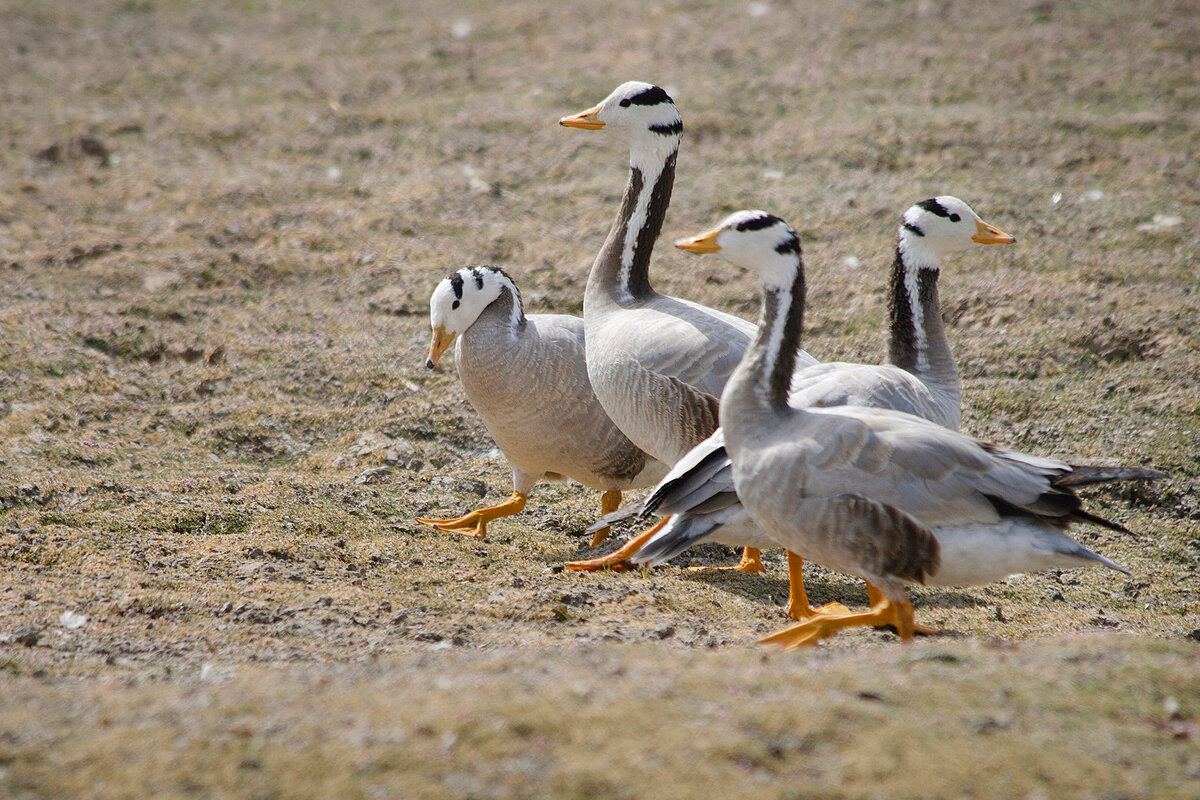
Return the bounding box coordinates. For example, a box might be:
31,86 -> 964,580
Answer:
631,513 -> 724,567
1071,543 -> 1132,576
1056,465 -> 1166,488
582,503 -> 644,539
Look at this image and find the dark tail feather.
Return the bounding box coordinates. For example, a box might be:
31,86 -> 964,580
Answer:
682,489 -> 741,516
1056,465 -> 1166,488
630,513 -> 723,567
642,446 -> 729,517
1070,508 -> 1135,535
582,504 -> 644,538
1056,465 -> 1165,537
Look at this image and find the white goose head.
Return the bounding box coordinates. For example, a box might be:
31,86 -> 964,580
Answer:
900,196 -> 1015,264
426,266 -> 523,368
675,210 -> 802,289
677,210 -> 806,409
559,81 -> 683,170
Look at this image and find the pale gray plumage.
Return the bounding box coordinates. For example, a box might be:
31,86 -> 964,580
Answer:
703,211 -> 1160,615
426,266 -> 667,505
634,197 -> 1012,567
561,82 -> 818,468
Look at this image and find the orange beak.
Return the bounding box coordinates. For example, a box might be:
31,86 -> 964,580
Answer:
675,226 -> 723,254
971,219 -> 1016,245
426,325 -> 457,368
559,103 -> 605,130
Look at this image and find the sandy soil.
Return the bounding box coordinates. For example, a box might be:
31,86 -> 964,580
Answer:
1,1 -> 1198,797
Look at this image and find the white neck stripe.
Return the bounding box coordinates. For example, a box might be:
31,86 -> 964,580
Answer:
618,161 -> 662,301
755,286 -> 790,402
898,232 -> 941,372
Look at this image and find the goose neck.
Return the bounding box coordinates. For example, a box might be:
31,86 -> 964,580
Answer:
469,285 -> 526,339
730,263 -> 806,414
586,144 -> 677,307
888,239 -> 952,376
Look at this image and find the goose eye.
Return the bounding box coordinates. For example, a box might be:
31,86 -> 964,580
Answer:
949,213 -> 961,223
452,300 -> 460,310
619,98 -> 631,107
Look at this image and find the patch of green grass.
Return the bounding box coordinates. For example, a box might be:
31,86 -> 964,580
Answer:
38,511 -> 84,528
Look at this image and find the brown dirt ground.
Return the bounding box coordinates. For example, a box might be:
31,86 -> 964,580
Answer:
1,1 -> 1198,798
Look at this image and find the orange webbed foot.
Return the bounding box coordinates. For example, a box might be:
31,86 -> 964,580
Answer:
565,517 -> 668,572
416,491 -> 527,540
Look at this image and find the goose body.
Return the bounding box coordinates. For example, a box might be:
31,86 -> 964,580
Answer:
583,297 -> 758,464
559,81 -> 815,572
420,266 -> 667,540
560,82 -> 818,468
731,401 -> 1135,592
633,198 -> 1015,576
683,211 -> 1161,646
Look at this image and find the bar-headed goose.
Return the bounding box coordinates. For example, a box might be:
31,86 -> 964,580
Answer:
680,210 -> 1162,647
419,266 -> 667,541
559,81 -> 817,572
627,197 -> 1015,619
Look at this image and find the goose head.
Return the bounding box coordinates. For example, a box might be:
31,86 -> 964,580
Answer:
559,81 -> 683,168
676,210 -> 801,290
426,266 -> 522,368
900,196 -> 1015,262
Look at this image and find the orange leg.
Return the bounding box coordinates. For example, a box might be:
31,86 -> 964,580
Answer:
759,594 -> 917,650
786,552 -> 852,621
416,491 -> 527,540
736,547 -> 764,573
867,583 -> 940,636
589,490 -> 623,548
687,545 -> 766,573
565,516 -> 669,572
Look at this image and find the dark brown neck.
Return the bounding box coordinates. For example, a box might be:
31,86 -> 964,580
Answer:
587,149 -> 676,304
745,267 -> 806,412
887,245 -> 953,378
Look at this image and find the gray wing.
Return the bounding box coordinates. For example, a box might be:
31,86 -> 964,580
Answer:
595,298 -> 754,399
641,429 -> 739,517
589,351 -> 724,465
586,293 -> 817,466
594,295 -> 817,400
789,362 -> 958,430
627,361 -> 957,555
779,407 -> 1069,527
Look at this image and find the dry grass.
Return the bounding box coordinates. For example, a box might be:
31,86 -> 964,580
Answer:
4,638 -> 1199,800
1,0 -> 1198,797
